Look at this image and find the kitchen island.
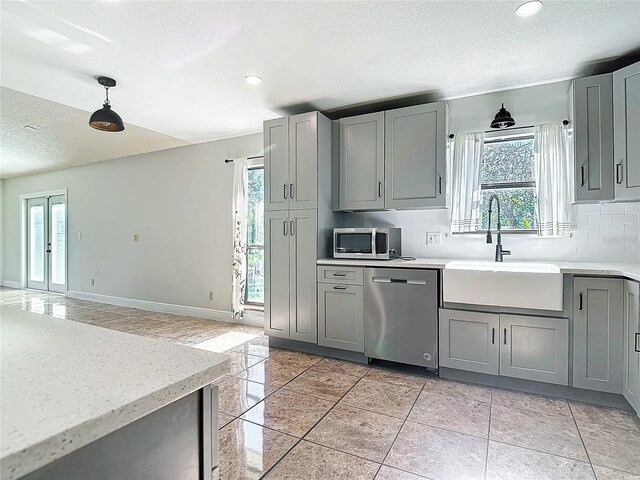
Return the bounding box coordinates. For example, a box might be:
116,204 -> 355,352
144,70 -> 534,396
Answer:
0,308 -> 230,480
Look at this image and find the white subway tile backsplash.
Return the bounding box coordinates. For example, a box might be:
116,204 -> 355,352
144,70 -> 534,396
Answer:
345,202 -> 640,264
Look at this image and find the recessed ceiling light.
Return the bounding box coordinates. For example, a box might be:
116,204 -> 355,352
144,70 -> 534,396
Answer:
245,75 -> 262,85
516,0 -> 543,17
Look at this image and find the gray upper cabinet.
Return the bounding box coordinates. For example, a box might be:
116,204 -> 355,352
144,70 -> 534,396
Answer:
289,209 -> 318,343
264,117 -> 290,211
570,74 -> 614,203
623,280 -> 640,414
500,314 -> 569,386
289,113 -> 318,210
385,102 -> 447,209
264,210 -> 290,339
318,283 -> 364,352
339,112 -> 385,210
573,277 -> 624,393
264,112 -> 323,211
439,309 -> 499,375
613,61 -> 640,202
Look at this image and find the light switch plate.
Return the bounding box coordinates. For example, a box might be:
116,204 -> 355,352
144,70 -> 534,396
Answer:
427,232 -> 441,246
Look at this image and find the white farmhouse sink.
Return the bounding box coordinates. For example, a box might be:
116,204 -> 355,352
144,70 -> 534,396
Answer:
443,261 -> 563,311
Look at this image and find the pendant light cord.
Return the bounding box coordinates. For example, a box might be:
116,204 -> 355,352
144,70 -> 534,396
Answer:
104,86 -> 110,106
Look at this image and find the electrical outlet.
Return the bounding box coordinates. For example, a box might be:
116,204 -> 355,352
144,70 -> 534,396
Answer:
133,234 -> 139,242
209,291 -> 214,301
91,278 -> 95,286
427,232 -> 441,246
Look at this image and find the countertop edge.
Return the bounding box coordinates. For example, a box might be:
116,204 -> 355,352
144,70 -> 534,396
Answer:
316,259 -> 640,282
2,358 -> 230,480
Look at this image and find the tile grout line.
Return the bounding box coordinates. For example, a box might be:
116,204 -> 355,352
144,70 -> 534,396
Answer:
484,393 -> 493,480
258,365 -> 371,479
568,402 -> 599,479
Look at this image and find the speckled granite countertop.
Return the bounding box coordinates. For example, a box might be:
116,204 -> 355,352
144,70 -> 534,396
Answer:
317,258 -> 640,282
0,309 -> 230,480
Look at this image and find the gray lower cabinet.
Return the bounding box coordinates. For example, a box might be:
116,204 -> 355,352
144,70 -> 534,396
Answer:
264,209 -> 318,343
439,309 -> 499,375
384,102 -> 447,209
440,309 -> 569,385
613,61 -> 640,202
317,283 -> 364,352
573,277 -> 624,393
339,112 -> 385,210
623,280 -> 640,415
500,314 -> 569,386
569,73 -> 614,203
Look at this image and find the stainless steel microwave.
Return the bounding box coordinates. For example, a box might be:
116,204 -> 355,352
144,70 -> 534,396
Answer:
333,228 -> 401,260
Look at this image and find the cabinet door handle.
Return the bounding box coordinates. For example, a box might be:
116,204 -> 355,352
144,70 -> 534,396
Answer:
283,220 -> 287,236
578,292 -> 583,311
492,328 -> 495,345
503,328 -> 507,345
290,220 -> 295,236
290,183 -> 295,198
283,184 -> 288,199
616,162 -> 623,185
378,181 -> 383,198
635,333 -> 640,353
333,286 -> 347,290
439,176 -> 443,194
580,166 -> 585,187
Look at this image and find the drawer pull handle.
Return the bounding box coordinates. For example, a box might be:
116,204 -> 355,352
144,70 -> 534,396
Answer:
332,273 -> 347,277
333,286 -> 347,290
635,333 -> 640,353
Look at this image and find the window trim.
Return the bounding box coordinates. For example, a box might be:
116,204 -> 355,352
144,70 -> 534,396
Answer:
245,164 -> 265,306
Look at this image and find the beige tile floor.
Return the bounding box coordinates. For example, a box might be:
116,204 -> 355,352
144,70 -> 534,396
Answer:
2,287 -> 640,480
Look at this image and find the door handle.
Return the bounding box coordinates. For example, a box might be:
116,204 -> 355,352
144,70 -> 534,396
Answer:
580,165 -> 585,187
372,277 -> 392,283
406,279 -> 427,285
635,333 -> 640,353
616,162 -> 623,184
333,286 -> 347,290
284,184 -> 288,199
492,328 -> 495,345
578,292 -> 583,311
290,220 -> 295,236
378,181 -> 383,198
283,220 -> 288,236
503,328 -> 507,345
290,183 -> 294,198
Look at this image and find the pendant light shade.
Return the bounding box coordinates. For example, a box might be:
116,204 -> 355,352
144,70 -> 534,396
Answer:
89,77 -> 124,132
490,103 -> 515,129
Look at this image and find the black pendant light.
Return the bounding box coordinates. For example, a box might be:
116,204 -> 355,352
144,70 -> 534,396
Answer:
89,76 -> 124,132
490,103 -> 515,129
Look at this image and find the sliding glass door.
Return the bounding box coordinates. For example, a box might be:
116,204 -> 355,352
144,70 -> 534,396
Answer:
27,195 -> 66,292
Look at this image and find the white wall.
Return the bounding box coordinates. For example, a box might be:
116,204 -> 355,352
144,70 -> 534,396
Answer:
347,80 -> 640,264
0,178 -> 3,284
1,133 -> 263,315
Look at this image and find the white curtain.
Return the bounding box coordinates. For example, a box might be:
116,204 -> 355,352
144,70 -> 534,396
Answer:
449,132 -> 485,233
232,158 -> 248,319
534,123 -> 571,237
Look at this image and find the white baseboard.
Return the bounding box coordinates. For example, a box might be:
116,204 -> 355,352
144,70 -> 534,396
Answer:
1,280 -> 22,289
66,291 -> 264,327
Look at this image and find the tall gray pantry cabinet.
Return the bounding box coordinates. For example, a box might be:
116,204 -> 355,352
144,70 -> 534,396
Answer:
264,112 -> 335,343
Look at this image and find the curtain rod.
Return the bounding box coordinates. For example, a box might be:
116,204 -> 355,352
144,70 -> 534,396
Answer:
448,119 -> 569,139
225,155 -> 264,163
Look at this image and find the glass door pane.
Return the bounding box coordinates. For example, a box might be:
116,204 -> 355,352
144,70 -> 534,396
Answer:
27,198 -> 47,290
49,195 -> 66,291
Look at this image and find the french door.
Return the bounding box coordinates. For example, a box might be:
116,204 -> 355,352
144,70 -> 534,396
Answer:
27,195 -> 66,292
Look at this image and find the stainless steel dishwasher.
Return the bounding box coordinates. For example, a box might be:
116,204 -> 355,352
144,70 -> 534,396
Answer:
364,267 -> 438,369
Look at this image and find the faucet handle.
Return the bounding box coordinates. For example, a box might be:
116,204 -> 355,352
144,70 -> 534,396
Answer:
502,250 -> 511,256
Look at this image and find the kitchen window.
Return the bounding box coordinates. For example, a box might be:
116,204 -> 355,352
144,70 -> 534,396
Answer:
479,130 -> 537,232
245,166 -> 264,305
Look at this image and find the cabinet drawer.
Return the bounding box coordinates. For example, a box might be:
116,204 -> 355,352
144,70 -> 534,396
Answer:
317,266 -> 364,285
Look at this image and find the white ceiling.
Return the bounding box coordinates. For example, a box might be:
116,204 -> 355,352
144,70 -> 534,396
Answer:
1,0 -> 640,178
